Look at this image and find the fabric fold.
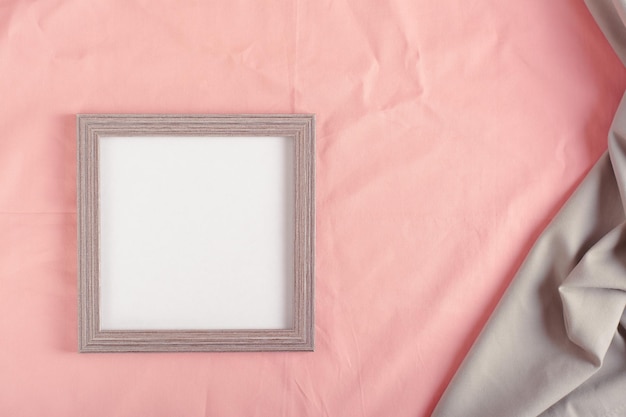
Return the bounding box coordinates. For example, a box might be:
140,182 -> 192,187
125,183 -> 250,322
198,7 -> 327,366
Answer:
432,1 -> 626,415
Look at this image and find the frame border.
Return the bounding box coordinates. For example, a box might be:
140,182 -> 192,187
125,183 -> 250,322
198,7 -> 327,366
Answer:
77,114 -> 315,352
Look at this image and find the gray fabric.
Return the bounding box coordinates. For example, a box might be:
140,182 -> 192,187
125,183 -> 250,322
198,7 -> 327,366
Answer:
585,0 -> 626,66
432,1 -> 626,416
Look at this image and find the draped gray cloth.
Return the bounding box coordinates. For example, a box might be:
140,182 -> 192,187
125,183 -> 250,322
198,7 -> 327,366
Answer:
432,1 -> 626,416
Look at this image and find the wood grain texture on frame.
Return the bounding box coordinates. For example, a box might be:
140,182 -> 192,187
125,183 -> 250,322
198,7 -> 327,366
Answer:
77,114 -> 315,352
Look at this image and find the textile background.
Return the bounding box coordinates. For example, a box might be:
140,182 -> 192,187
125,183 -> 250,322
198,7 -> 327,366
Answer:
1,0 -> 625,415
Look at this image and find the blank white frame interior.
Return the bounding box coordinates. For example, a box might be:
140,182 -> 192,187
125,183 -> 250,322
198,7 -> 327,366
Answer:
77,114 -> 315,352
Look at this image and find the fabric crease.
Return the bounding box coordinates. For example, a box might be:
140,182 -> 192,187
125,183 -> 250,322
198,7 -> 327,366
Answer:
433,1 -> 626,415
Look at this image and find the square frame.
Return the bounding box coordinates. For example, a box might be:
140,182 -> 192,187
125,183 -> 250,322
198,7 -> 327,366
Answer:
77,114 -> 315,352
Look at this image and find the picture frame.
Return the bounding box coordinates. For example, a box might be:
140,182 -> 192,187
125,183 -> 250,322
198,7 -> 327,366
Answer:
77,114 -> 315,352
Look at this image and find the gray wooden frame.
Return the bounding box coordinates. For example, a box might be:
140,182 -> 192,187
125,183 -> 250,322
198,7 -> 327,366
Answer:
77,114 -> 315,352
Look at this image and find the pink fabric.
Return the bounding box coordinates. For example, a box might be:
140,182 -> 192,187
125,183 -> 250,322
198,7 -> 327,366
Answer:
1,0 -> 625,415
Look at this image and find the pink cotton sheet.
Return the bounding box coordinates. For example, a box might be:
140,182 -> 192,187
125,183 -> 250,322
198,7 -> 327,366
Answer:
1,0 -> 626,416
